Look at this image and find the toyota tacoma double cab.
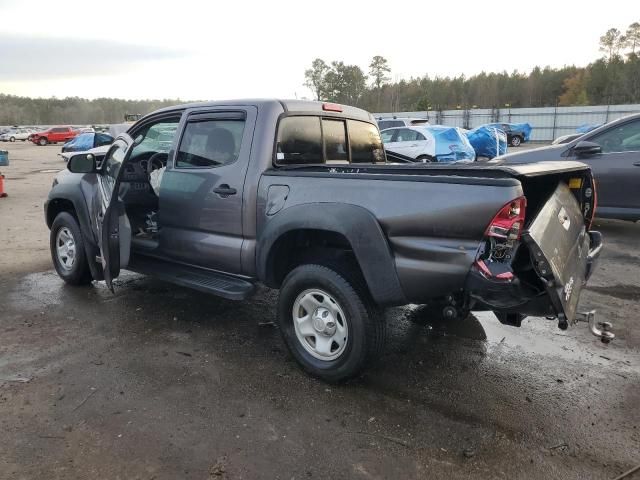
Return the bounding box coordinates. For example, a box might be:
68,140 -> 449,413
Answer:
45,100 -> 603,381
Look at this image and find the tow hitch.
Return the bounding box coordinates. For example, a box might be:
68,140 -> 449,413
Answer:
574,310 -> 614,343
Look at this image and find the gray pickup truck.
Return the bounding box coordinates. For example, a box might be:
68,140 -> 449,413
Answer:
46,99 -> 603,381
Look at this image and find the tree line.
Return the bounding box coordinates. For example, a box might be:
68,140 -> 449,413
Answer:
0,96 -> 183,126
1,22 -> 639,125
305,22 -> 640,112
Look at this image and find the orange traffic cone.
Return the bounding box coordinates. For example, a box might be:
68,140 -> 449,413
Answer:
0,173 -> 7,198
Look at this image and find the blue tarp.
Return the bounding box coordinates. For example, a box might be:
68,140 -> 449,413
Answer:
510,123 -> 532,141
424,126 -> 476,162
465,126 -> 508,159
63,133 -> 94,152
576,123 -> 602,134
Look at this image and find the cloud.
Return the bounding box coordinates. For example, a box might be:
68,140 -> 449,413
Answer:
0,34 -> 185,80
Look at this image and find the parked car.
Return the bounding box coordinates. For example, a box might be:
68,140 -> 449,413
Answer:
376,116 -> 430,131
0,128 -> 33,142
61,132 -> 114,153
495,113 -> 640,221
31,126 -> 79,146
46,99 -> 602,381
465,125 -> 508,159
485,123 -> 532,147
381,125 -> 475,162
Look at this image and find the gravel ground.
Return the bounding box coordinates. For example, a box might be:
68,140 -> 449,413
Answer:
0,142 -> 639,479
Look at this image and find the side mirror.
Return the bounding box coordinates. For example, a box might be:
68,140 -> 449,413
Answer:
67,153 -> 97,173
573,140 -> 602,156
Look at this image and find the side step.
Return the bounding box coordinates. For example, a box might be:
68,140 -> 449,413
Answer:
127,255 -> 255,301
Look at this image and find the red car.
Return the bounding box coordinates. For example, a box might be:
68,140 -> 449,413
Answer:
31,127 -> 79,146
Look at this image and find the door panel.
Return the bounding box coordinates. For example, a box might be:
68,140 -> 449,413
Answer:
158,106 -> 257,274
577,119 -> 640,209
92,135 -> 134,290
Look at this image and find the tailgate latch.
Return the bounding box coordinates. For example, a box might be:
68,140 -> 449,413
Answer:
575,310 -> 614,343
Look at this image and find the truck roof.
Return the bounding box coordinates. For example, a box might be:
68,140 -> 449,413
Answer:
146,99 -> 375,123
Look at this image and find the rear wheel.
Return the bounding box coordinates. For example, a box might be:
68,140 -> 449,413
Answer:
416,154 -> 436,163
50,212 -> 93,285
510,135 -> 522,147
9,136 -> 15,142
276,264 -> 385,382
38,137 -> 48,146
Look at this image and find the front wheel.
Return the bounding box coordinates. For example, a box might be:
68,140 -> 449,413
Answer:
276,264 -> 385,382
38,137 -> 48,146
50,212 -> 93,285
510,135 -> 522,147
9,136 -> 15,142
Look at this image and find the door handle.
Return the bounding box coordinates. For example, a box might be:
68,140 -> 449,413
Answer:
633,161 -> 640,167
212,184 -> 237,197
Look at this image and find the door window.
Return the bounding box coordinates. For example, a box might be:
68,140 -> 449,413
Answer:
99,139 -> 128,203
176,119 -> 246,168
130,119 -> 180,161
380,130 -> 395,143
394,128 -> 420,142
590,120 -> 640,153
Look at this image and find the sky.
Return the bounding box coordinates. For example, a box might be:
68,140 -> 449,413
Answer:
0,0 -> 636,101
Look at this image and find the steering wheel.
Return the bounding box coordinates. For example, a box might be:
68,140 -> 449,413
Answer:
147,152 -> 168,175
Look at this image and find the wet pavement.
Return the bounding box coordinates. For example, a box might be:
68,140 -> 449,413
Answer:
0,143 -> 639,479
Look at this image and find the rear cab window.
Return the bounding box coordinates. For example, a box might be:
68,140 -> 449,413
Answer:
276,116 -> 385,166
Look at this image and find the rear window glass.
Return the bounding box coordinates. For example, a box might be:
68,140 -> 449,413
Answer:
349,120 -> 385,163
276,116 -> 385,166
276,116 -> 322,165
322,119 -> 348,163
378,120 -> 403,130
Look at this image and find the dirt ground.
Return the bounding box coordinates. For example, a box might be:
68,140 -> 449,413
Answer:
0,142 -> 639,479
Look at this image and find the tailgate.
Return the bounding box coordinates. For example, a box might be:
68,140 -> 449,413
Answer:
522,182 -> 599,323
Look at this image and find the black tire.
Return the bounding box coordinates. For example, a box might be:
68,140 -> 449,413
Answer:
276,264 -> 385,382
510,135 -> 522,147
50,212 -> 93,285
38,137 -> 48,146
9,136 -> 15,142
416,154 -> 436,163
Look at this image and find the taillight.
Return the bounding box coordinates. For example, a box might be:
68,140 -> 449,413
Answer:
485,196 -> 527,240
474,196 -> 527,280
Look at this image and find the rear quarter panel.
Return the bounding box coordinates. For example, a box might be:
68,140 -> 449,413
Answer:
257,172 -> 523,303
